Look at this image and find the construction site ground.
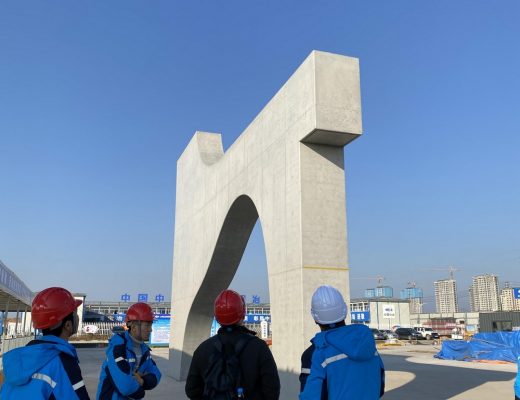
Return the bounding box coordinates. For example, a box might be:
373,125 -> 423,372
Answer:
71,342 -> 518,399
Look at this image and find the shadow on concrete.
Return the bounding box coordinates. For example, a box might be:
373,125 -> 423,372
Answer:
176,195 -> 261,379
86,346 -> 519,400
381,354 -> 516,400
77,345 -> 302,399
163,349 -> 517,399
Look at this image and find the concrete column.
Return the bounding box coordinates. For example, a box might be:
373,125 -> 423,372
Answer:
170,50 -> 362,397
2,298 -> 10,340
22,306 -> 27,335
14,302 -> 20,337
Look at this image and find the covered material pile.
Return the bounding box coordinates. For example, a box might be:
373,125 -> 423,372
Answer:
435,331 -> 520,362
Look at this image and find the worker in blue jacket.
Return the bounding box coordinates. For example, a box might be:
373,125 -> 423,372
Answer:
515,354 -> 520,400
96,302 -> 161,399
300,285 -> 385,400
1,286 -> 90,399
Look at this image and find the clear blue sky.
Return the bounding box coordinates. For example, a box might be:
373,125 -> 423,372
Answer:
1,1 -> 519,310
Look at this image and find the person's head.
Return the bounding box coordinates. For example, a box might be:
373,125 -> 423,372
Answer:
32,287 -> 82,340
125,302 -> 154,342
214,289 -> 246,327
311,285 -> 347,331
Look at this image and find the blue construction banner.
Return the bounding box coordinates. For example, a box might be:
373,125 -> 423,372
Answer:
514,288 -> 520,299
113,313 -> 126,323
351,311 -> 370,322
244,314 -> 271,324
150,314 -> 171,346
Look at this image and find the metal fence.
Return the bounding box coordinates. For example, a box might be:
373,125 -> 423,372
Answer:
77,322 -> 123,339
76,321 -> 271,343
1,336 -> 33,353
0,335 -> 34,370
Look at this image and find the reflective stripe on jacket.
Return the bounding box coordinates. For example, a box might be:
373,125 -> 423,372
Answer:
299,324 -> 384,400
96,332 -> 161,399
0,335 -> 90,399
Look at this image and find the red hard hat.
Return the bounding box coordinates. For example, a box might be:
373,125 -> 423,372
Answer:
125,302 -> 154,322
32,287 -> 83,329
214,289 -> 245,326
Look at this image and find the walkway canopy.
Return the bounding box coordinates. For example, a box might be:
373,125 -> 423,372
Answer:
0,259 -> 33,312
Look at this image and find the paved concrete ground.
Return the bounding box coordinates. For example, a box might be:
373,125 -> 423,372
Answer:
78,344 -> 517,399
380,345 -> 517,400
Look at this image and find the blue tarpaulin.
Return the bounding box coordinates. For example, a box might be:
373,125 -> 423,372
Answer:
435,331 -> 520,362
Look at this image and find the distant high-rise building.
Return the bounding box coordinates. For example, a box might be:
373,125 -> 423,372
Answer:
434,279 -> 458,313
500,285 -> 520,311
365,286 -> 393,298
409,297 -> 423,314
469,274 -> 500,312
400,287 -> 423,299
400,285 -> 423,314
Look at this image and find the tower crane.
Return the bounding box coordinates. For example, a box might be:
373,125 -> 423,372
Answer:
351,275 -> 386,287
423,266 -> 460,280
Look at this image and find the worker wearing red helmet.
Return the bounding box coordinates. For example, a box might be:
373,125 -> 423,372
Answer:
185,289 -> 280,399
96,302 -> 161,399
1,287 -> 90,399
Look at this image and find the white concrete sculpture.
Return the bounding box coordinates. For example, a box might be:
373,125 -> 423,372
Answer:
170,50 -> 362,395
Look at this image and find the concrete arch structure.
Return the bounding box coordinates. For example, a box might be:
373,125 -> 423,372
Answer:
170,51 -> 362,394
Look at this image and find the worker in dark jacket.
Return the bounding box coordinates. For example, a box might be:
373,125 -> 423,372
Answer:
1,286 -> 90,399
96,302 -> 161,399
185,289 -> 280,400
300,285 -> 385,400
300,343 -> 328,399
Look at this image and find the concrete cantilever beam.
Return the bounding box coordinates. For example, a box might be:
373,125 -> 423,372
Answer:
170,50 -> 362,396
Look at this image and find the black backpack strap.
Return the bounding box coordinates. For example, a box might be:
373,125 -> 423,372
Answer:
233,333 -> 253,357
213,334 -> 224,352
230,333 -> 253,391
203,334 -> 253,399
216,333 -> 253,358
203,336 -> 225,399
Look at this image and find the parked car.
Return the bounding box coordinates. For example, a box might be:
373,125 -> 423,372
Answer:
380,329 -> 396,339
83,311 -> 114,323
394,327 -> 421,340
414,327 -> 440,340
370,328 -> 385,340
